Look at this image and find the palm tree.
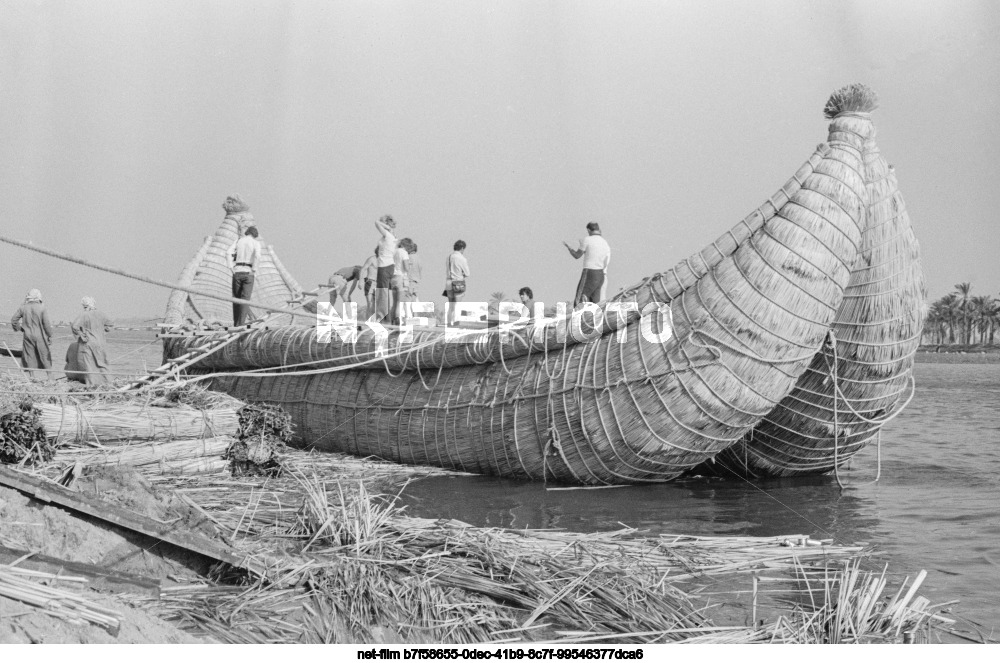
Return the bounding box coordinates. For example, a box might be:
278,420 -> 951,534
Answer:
988,297 -> 1000,346
954,282 -> 972,344
939,293 -> 960,344
488,291 -> 509,318
925,300 -> 949,344
971,296 -> 992,344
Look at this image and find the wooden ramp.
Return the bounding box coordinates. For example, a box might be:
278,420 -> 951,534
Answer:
123,284 -> 336,391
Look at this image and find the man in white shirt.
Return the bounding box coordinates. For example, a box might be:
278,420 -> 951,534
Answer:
401,243 -> 422,322
374,214 -> 397,323
228,226 -> 261,325
445,240 -> 470,325
361,249 -> 378,316
391,239 -> 414,325
563,222 -> 610,307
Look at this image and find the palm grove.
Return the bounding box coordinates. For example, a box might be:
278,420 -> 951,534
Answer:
923,283 -> 1000,346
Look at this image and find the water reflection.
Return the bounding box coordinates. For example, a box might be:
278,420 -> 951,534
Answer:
399,471 -> 883,547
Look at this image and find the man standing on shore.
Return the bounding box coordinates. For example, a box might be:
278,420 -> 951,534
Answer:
10,288 -> 53,379
563,222 -> 610,307
68,296 -> 114,386
228,225 -> 261,326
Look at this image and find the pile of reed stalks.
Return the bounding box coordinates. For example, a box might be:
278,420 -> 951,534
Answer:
51,435 -> 232,475
677,560 -> 956,644
224,403 -> 292,476
134,463 -> 953,645
23,438 -> 956,644
0,565 -> 122,634
34,402 -> 238,446
0,401 -> 55,466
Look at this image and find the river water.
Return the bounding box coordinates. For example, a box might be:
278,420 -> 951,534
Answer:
399,361 -> 1000,637
2,328 -> 997,636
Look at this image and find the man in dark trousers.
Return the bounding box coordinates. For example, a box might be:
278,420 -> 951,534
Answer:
563,222 -> 611,306
228,225 -> 261,326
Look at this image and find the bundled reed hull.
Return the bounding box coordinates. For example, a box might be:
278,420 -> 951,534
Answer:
160,87 -> 925,485
703,95 -> 925,479
166,152 -> 860,374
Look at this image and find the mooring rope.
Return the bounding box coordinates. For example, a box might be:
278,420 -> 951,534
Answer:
0,233 -> 316,321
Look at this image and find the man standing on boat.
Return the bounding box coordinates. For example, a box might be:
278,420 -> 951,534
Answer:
228,225 -> 261,326
445,240 -> 470,326
10,288 -> 54,379
361,248 -> 378,316
328,265 -> 362,307
374,214 -> 398,324
391,238 -> 414,325
518,286 -> 537,320
564,222 -> 610,307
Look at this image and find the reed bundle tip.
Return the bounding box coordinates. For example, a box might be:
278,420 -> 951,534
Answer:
824,84 -> 879,119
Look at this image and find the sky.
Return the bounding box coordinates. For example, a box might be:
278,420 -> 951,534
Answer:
1,0 -> 998,321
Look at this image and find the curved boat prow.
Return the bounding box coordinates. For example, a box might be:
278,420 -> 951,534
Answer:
703,84 -> 925,480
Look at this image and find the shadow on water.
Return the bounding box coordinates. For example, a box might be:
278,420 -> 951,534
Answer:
399,472 -> 882,546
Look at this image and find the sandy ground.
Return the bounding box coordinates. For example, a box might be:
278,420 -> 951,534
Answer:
0,593 -> 202,644
0,467 -> 221,643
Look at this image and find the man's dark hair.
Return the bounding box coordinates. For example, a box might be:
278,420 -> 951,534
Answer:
453,240 -> 466,251
586,222 -> 601,233
518,287 -> 533,299
245,226 -> 259,238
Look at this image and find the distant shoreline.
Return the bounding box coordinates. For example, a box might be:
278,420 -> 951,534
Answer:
916,345 -> 1000,364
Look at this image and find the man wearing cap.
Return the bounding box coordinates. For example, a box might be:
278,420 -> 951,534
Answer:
563,222 -> 611,307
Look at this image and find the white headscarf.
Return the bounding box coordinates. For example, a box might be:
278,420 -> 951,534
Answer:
81,296 -> 97,310
25,289 -> 42,303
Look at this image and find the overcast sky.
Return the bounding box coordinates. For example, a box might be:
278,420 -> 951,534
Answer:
1,0 -> 998,320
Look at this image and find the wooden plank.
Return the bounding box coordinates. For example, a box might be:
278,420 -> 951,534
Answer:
0,466 -> 267,579
0,545 -> 161,598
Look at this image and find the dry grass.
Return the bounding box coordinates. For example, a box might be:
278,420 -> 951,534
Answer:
11,427 -> 958,645
123,457 -> 950,644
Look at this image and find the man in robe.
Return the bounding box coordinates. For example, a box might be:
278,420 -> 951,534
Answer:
10,289 -> 54,379
68,296 -> 114,385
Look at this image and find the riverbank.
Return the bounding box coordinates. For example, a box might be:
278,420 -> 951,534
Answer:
0,377 -> 974,644
916,345 -> 1000,364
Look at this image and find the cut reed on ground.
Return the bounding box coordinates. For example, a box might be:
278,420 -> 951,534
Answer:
136,462 -> 953,644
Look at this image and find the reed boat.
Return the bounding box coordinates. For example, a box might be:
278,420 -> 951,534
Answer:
163,85 -> 916,485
